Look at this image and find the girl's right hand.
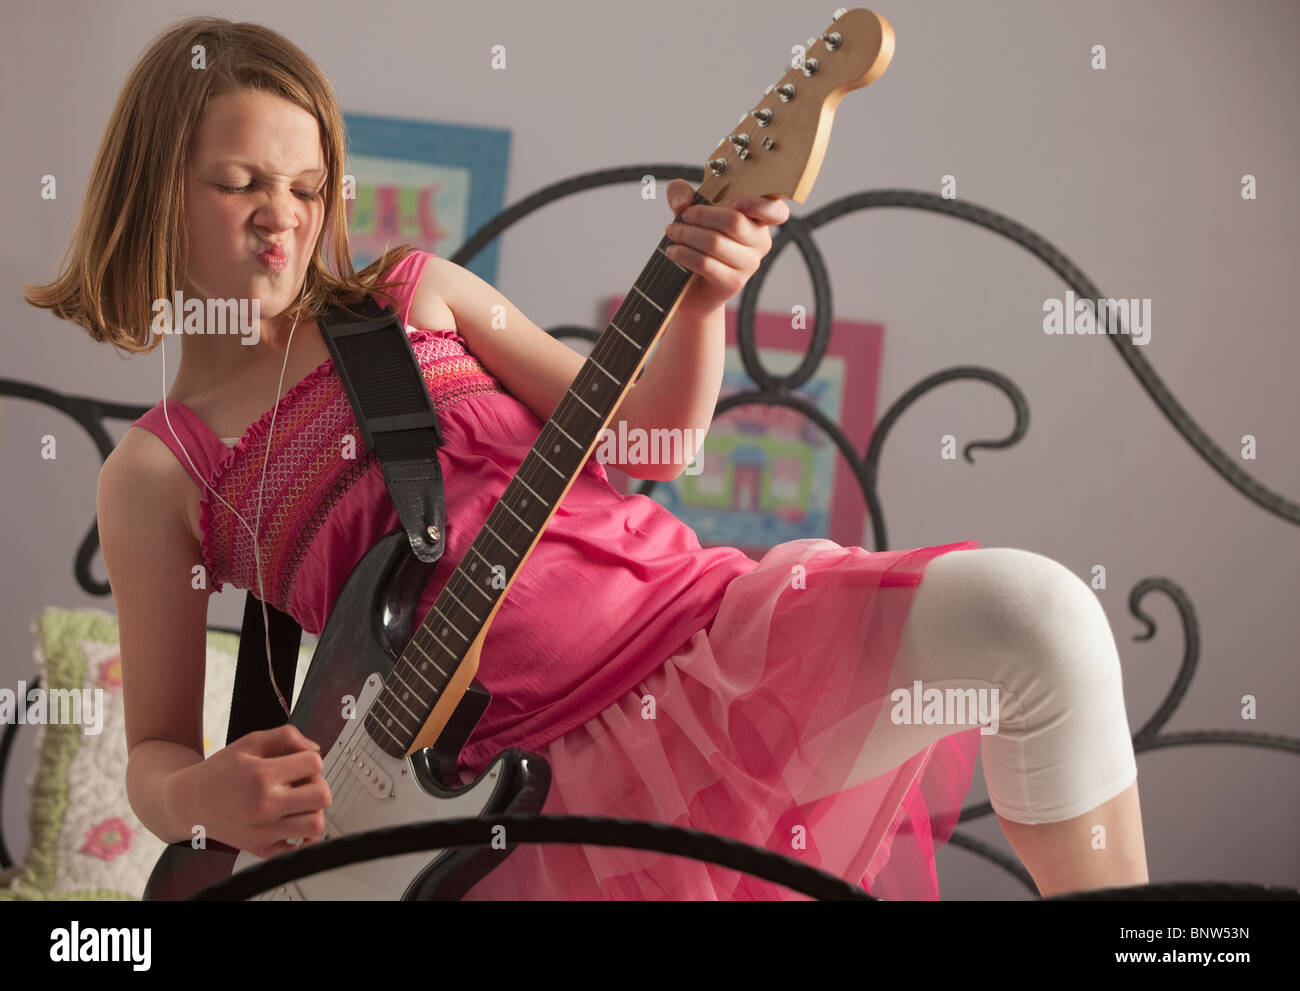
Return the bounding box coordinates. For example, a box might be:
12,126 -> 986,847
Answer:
180,723 -> 333,860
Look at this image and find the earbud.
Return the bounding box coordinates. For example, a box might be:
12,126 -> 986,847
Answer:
158,295 -> 303,720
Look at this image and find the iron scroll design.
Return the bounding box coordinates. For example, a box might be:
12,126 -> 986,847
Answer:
453,168 -> 1300,894
3,170 -> 1297,898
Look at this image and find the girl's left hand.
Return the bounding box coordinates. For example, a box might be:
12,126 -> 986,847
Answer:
663,178 -> 791,316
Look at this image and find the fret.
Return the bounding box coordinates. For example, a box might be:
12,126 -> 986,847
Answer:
370,694 -> 415,735
443,584 -> 484,622
388,665 -> 423,701
631,284 -> 663,311
434,605 -> 469,642
534,450 -> 567,478
590,358 -> 620,384
416,628 -> 456,664
551,421 -> 582,449
385,679 -> 424,722
609,320 -> 641,349
467,544 -> 497,575
590,342 -> 636,384
406,643 -> 444,684
657,245 -> 690,272
568,388 -> 599,418
515,476 -> 544,504
498,497 -> 535,532
426,628 -> 458,661
364,712 -> 404,749
461,571 -> 497,602
481,520 -> 521,557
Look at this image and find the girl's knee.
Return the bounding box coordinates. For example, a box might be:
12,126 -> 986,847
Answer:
916,547 -> 1119,687
911,548 -> 1135,823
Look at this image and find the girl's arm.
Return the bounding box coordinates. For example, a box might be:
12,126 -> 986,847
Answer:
126,740 -> 207,844
413,256 -> 724,482
97,428 -> 212,843
99,430 -> 331,856
410,182 -> 788,481
410,254 -> 671,479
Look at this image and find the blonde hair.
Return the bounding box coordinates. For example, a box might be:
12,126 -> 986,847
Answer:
23,15 -> 416,354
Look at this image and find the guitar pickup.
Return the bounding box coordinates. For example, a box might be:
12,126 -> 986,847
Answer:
343,749 -> 394,800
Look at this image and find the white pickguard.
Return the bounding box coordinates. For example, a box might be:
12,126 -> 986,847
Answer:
232,673 -> 504,900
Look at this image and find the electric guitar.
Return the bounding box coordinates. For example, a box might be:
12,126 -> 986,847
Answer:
144,6 -> 895,901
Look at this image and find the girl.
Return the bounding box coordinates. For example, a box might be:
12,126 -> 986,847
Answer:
26,16 -> 1148,900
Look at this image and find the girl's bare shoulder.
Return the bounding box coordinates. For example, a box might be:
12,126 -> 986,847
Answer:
99,426 -> 203,546
407,255 -> 460,334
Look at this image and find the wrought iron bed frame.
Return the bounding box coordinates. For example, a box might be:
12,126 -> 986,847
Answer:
2,167 -> 1296,900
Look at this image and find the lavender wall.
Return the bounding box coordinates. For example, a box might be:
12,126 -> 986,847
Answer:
2,0 -> 1296,898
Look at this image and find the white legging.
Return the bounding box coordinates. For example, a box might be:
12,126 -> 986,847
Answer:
849,547 -> 1139,825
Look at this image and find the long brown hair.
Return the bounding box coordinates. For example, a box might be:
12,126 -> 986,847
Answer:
23,15 -> 416,354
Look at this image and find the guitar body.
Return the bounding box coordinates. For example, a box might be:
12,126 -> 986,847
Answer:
144,530 -> 551,900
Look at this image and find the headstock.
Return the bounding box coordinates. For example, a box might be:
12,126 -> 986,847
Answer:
695,7 -> 895,208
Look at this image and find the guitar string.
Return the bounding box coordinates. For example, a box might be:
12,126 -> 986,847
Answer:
318,333 -> 648,832
317,443 -> 562,834
310,422 -> 555,830
302,299 -> 666,863
221,252 -> 681,867
322,250 -> 682,825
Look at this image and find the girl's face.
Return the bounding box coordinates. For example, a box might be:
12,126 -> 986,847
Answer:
182,88 -> 327,330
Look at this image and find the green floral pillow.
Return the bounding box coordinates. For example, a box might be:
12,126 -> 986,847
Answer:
0,607 -> 313,900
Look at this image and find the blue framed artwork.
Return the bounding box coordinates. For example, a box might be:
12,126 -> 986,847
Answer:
341,112 -> 511,285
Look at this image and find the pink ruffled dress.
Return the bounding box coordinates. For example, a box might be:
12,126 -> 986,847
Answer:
130,249 -> 983,900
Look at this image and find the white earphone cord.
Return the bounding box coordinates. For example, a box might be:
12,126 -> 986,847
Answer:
159,302 -> 302,720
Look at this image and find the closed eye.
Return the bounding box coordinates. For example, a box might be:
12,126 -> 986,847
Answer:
219,183 -> 321,201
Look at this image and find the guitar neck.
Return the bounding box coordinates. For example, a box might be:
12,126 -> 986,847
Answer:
360,5 -> 900,757
365,191 -> 710,757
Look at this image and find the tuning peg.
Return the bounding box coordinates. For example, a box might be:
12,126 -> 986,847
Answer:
833,7 -> 847,19
750,107 -> 773,126
707,158 -> 728,176
723,126 -> 752,142
775,83 -> 796,101
821,31 -> 843,51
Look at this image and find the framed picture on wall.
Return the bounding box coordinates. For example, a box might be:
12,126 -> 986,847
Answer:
600,297 -> 885,559
342,112 -> 511,285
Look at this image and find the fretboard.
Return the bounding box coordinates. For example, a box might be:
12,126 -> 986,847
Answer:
365,192 -> 710,757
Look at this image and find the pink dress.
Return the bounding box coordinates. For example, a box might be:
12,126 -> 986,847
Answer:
130,249 -> 983,900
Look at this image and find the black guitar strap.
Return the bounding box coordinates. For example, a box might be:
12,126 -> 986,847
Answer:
225,294 -> 448,746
